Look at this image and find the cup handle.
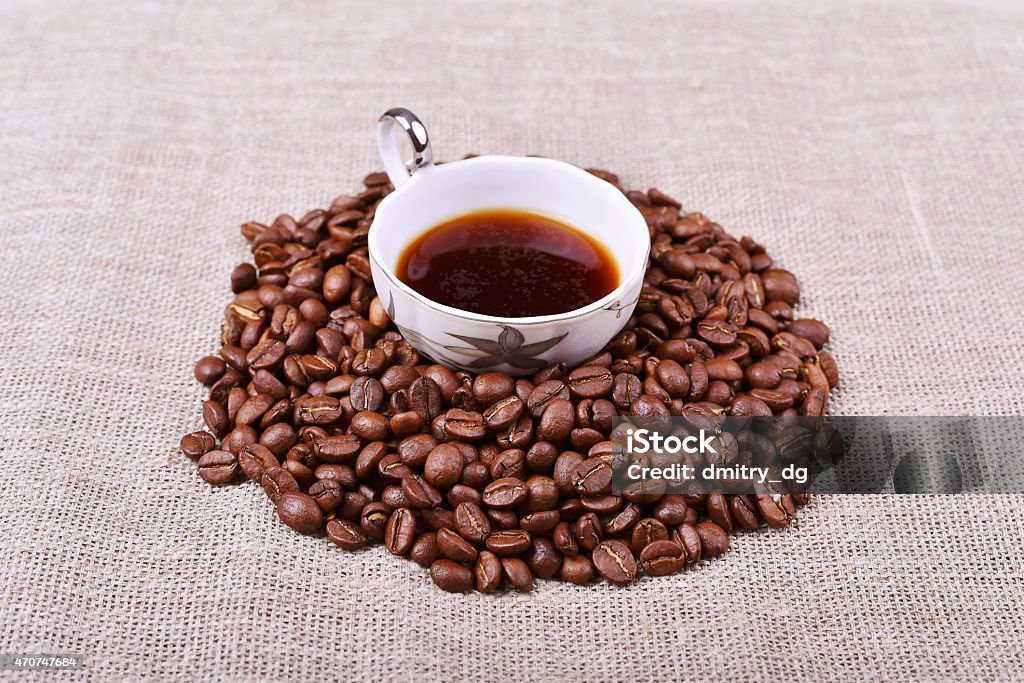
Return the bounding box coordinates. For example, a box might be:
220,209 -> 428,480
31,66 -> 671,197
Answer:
376,108 -> 434,188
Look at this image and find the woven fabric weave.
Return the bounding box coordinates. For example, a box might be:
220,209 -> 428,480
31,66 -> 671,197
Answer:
1,0 -> 1022,680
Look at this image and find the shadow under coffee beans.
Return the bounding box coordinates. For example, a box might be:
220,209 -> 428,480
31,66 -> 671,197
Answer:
179,161 -> 838,593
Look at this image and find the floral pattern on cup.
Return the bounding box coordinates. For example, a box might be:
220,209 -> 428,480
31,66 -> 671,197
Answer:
387,292 -> 567,370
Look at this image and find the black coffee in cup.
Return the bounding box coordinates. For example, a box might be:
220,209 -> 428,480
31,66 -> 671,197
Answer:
395,209 -> 618,317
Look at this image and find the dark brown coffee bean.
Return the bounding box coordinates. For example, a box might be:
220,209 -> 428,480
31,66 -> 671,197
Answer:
706,492 -> 734,533
197,450 -> 237,485
592,540 -> 637,586
485,529 -> 531,556
652,495 -> 689,527
410,532 -> 441,567
420,442 -> 463,489
474,550 -> 503,593
348,376 -> 384,413
574,512 -> 603,551
496,415 -> 533,450
501,557 -> 534,592
603,503 -> 642,536
526,380 -> 570,418
407,376 -> 443,421
611,373 -> 642,410
308,478 -> 343,512
437,527 -> 478,563
443,409 -> 487,441
673,523 -> 703,564
312,434 -> 361,463
360,502 -> 390,541
430,559 -> 473,593
819,351 -> 840,388
551,522 -> 578,557
560,554 -> 595,584
631,518 -> 669,553
326,518 -> 367,550
295,395 -> 342,425
471,372 -> 514,406
756,493 -> 795,529
247,339 -> 286,371
454,502 -> 491,544
519,510 -> 560,533
730,495 -> 761,530
238,443 -> 278,481
696,521 -> 730,558
565,366 -> 614,398
571,458 -> 612,496
483,395 -> 524,430
276,491 -> 323,534
401,474 -> 443,509
696,319 -> 738,347
231,262 -> 258,293
384,507 -> 417,555
639,540 -> 685,576
761,269 -> 800,304
201,399 -> 229,436
488,448 -> 525,481
261,466 -> 299,503
180,431 -> 216,460
349,411 -> 390,441
381,485 -> 410,509
481,477 -> 528,508
194,356 -> 226,385
705,357 -> 743,382
538,398 -> 574,442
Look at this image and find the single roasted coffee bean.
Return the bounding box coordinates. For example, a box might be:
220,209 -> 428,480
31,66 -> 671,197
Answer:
437,527 -> 479,563
574,512 -> 603,551
525,538 -> 563,579
501,557 -> 535,592
238,443 -> 278,482
359,502 -> 390,541
474,550 -> 503,593
566,365 -> 614,398
592,540 -> 637,586
696,521 -> 730,558
180,431 -> 217,460
485,529 -> 532,556
326,518 -> 367,550
481,478 -> 528,508
472,372 -> 515,406
553,521 -> 579,556
401,474 -> 443,509
194,356 -> 227,385
631,518 -> 669,553
639,540 -> 685,576
454,502 -> 491,544
443,409 -> 487,441
384,507 -> 417,555
423,443 -> 464,488
308,478 -> 343,513
560,554 -> 595,584
197,450 -> 237,485
429,559 -> 473,593
261,466 -> 299,503
571,458 -> 612,496
673,523 -> 702,564
276,491 -> 323,534
410,532 -> 441,567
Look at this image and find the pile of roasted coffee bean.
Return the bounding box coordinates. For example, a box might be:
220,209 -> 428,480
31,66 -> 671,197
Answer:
180,164 -> 838,593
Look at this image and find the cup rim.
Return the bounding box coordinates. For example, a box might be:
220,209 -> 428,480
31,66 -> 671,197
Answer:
367,155 -> 650,326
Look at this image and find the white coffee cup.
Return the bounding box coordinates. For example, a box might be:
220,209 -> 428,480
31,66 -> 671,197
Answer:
368,108 -> 649,375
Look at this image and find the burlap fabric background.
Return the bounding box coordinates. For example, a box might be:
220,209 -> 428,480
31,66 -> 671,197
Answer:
2,0 -> 1022,680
